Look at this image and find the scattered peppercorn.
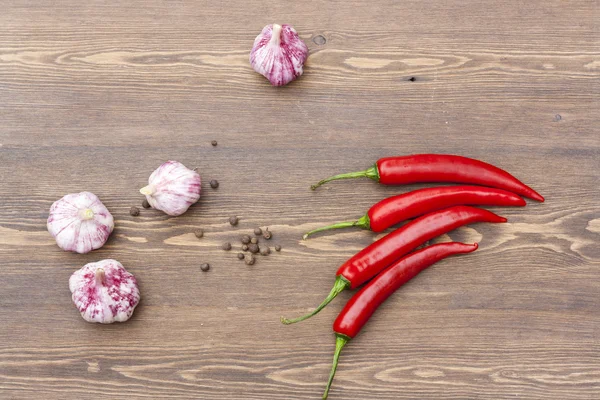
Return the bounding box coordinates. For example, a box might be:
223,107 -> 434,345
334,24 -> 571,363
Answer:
248,243 -> 259,254
142,199 -> 151,209
263,228 -> 272,240
200,263 -> 210,272
250,237 -> 258,244
229,216 -> 238,226
260,246 -> 270,256
242,244 -> 249,251
254,227 -> 262,235
130,206 -> 140,216
222,242 -> 232,251
275,245 -> 282,252
245,255 -> 255,265
210,180 -> 219,189
211,140 -> 218,146
237,252 -> 245,260
194,229 -> 204,238
241,235 -> 251,244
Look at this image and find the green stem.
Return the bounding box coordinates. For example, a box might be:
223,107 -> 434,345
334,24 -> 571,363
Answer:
323,334 -> 349,400
280,276 -> 350,325
311,164 -> 380,190
303,214 -> 371,240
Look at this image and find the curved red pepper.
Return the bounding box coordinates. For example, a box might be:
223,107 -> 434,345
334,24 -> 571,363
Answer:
337,241 -> 478,337
311,154 -> 544,202
281,206 -> 505,325
322,242 -> 478,399
303,185 -> 525,239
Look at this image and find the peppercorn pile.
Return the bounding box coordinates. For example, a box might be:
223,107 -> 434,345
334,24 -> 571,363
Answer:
281,154 -> 544,399
194,221 -> 282,269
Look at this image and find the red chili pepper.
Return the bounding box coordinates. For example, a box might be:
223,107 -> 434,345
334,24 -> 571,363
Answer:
310,154 -> 544,202
303,185 -> 525,239
322,242 -> 478,399
281,206 -> 505,325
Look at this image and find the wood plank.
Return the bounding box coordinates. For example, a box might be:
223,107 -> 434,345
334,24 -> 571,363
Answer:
0,0 -> 598,398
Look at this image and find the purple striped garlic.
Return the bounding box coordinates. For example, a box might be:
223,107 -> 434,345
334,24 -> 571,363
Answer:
140,161 -> 201,216
69,259 -> 140,323
47,192 -> 114,254
250,23 -> 309,86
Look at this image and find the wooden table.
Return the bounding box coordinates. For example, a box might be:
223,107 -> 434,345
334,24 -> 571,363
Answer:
1,1 -> 598,399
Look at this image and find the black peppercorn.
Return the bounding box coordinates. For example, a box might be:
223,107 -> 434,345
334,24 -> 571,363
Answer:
211,140 -> 218,146
237,252 -> 245,260
229,216 -> 238,226
275,245 -> 282,252
254,227 -> 262,235
210,180 -> 219,189
248,243 -> 259,254
263,228 -> 272,240
244,255 -> 255,265
130,206 -> 140,216
194,229 -> 204,238
200,263 -> 210,272
241,235 -> 251,244
142,199 -> 151,209
222,242 -> 232,251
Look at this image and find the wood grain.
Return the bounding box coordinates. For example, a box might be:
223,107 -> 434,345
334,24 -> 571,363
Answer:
0,0 -> 598,399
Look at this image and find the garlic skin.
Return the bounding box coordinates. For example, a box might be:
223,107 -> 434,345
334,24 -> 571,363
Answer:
69,259 -> 140,324
250,23 -> 309,86
47,192 -> 114,254
140,161 -> 201,216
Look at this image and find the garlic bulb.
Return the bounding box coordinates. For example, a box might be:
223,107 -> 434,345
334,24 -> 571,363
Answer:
140,161 -> 201,216
250,23 -> 309,86
69,259 -> 140,323
47,192 -> 114,254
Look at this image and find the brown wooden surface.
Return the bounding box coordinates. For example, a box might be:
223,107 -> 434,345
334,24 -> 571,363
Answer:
1,1 -> 599,399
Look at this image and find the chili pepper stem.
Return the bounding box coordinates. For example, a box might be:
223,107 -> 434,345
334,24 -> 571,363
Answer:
303,215 -> 370,240
323,334 -> 349,400
281,276 -> 350,325
311,165 -> 380,190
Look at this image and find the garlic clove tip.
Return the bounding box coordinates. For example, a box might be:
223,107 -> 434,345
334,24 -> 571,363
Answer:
139,185 -> 155,196
80,208 -> 94,220
95,268 -> 105,285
